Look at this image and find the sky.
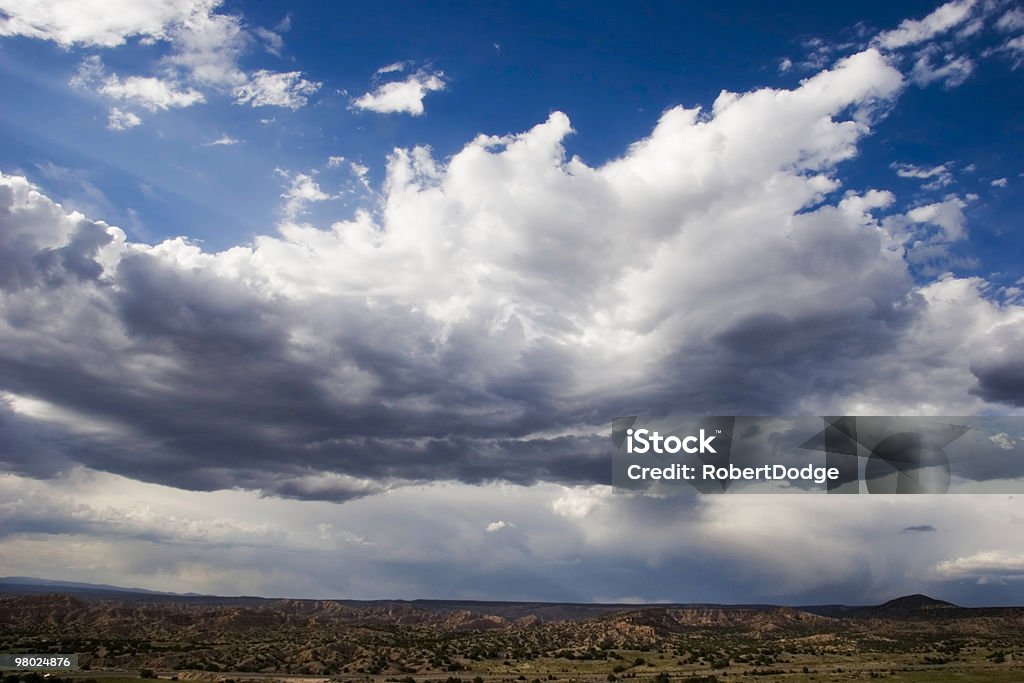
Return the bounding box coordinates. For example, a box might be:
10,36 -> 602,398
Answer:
1,0 -> 1024,606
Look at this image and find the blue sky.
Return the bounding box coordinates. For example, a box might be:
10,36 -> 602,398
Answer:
2,1 -> 1020,255
1,0 -> 1024,605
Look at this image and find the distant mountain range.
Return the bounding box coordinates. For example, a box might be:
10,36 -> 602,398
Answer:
0,576 -> 963,617
0,576 -> 975,617
0,576 -> 196,596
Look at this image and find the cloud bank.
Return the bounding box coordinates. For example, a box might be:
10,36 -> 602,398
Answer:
2,48 -> 1023,508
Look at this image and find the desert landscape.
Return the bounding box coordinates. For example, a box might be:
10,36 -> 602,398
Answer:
2,580 -> 1022,683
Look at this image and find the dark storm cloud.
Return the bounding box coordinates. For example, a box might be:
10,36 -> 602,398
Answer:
664,306 -> 915,415
0,402 -> 82,479
0,180 -> 622,497
0,261 -> 932,500
0,237 -> 614,496
971,357 -> 1024,407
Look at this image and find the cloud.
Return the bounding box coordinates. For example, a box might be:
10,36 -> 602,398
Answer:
996,8 -> 1024,32
0,0 -> 214,47
5,469 -> 1024,603
935,550 -> 1024,582
0,174 -> 121,294
68,55 -> 106,89
374,61 -> 408,76
0,470 -> 281,546
877,195 -> 972,276
98,73 -> 205,111
969,319 -> 1024,407
901,525 -> 937,533
277,169 -> 330,219
551,486 -> 612,519
233,70 -> 322,109
905,196 -> 968,241
957,17 -> 985,39
254,26 -> 284,57
910,50 -> 975,87
983,7 -> 1024,67
1001,35 -> 1024,64
163,2 -> 248,87
254,13 -> 291,57
204,134 -> 240,146
485,520 -> 513,532
875,0 -> 977,50
2,48 -> 1024,508
71,56 -> 205,113
326,156 -> 371,189
991,177 -> 1008,187
891,161 -> 954,189
349,162 -> 370,190
352,69 -> 446,115
988,432 -> 1017,450
107,108 -> 142,131
6,1 -> 321,119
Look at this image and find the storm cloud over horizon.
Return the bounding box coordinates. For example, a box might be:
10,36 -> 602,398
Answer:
1,0 -> 1023,605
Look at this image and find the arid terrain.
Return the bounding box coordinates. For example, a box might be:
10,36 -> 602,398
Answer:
2,581 -> 1023,683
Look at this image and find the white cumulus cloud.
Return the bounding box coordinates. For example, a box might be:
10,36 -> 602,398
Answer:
352,69 -> 446,115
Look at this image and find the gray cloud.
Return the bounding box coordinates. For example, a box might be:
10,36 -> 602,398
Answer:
4,472 -> 1024,606
971,357 -> 1024,407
